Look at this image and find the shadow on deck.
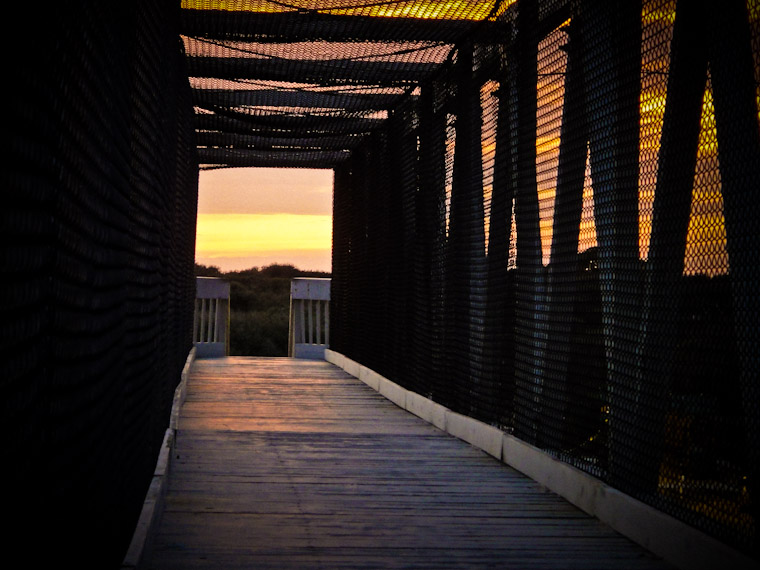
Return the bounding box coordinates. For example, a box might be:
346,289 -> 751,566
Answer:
138,357 -> 672,569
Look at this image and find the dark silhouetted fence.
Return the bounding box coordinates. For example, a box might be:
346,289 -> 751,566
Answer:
3,2 -> 197,566
331,0 -> 759,559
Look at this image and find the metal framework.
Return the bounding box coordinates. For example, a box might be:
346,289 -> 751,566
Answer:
3,0 -> 759,566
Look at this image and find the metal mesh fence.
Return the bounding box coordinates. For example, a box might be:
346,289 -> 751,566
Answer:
328,0 -> 760,559
2,2 -> 197,566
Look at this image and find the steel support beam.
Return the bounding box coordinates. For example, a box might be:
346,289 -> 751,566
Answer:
188,56 -> 439,86
181,9 -> 507,43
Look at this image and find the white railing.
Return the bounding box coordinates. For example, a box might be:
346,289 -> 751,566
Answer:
193,277 -> 230,358
288,278 -> 330,359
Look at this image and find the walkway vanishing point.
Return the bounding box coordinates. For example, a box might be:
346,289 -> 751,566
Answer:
142,357 -> 672,569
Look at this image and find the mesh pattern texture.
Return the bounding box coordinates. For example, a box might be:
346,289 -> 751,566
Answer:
2,0 -> 758,565
2,1 -> 197,566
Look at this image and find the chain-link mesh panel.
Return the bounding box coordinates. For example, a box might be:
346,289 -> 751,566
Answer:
2,2 -> 197,566
327,0 -> 759,559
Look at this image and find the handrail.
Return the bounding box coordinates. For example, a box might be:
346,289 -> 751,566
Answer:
194,277 -> 230,358
288,278 -> 330,359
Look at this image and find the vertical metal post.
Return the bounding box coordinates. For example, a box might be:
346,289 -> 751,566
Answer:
579,0 -> 643,489
542,20 -> 591,447
511,0 -> 545,443
417,81 -> 449,403
637,0 -> 708,491
445,39 -> 487,417
708,0 -> 760,529
486,65 -> 517,427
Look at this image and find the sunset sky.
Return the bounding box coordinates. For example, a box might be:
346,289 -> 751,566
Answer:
195,167 -> 334,273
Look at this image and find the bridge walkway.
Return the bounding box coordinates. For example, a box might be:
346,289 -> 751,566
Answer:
143,357 -> 672,569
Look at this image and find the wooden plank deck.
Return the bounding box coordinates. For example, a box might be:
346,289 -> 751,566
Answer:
143,357 -> 673,569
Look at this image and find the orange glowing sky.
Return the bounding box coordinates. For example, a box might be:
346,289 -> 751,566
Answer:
195,168 -> 334,272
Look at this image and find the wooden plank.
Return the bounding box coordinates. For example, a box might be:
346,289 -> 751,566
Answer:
316,301 -> 321,345
143,357 -> 673,569
298,300 -> 306,344
324,303 -> 330,347
307,299 -> 313,344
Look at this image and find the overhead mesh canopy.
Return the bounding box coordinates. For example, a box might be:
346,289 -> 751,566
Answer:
181,0 -> 511,169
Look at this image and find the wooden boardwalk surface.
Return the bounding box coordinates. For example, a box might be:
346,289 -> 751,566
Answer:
144,357 -> 673,569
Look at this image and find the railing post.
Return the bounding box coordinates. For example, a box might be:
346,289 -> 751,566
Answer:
194,277 -> 230,358
289,278 -> 331,359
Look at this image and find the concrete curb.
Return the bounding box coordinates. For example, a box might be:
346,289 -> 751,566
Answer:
324,349 -> 758,570
445,409 -> 503,460
405,390 -> 447,431
377,376 -> 406,409
121,347 -> 196,569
